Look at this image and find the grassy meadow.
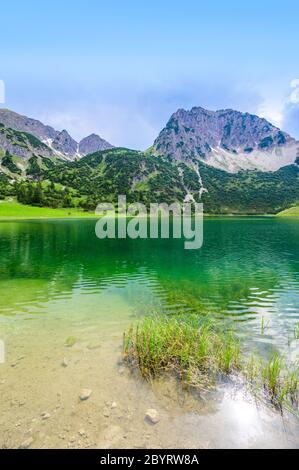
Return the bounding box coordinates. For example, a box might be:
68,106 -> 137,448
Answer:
0,200 -> 97,219
277,206 -> 299,217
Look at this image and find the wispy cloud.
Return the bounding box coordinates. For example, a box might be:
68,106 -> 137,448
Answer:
282,79 -> 299,138
36,78 -> 261,150
39,103 -> 158,150
289,79 -> 299,104
257,80 -> 299,138
257,103 -> 283,128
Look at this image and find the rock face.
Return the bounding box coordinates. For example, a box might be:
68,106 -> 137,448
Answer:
0,109 -> 57,142
0,123 -> 54,160
52,130 -> 78,157
154,107 -> 299,172
79,134 -> 113,155
0,109 -> 113,160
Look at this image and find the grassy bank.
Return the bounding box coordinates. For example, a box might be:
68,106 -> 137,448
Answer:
0,200 -> 275,220
0,200 -> 98,219
0,199 -> 298,220
277,206 -> 299,217
123,315 -> 299,412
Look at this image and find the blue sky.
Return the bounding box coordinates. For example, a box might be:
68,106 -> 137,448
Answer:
1,0 -> 299,148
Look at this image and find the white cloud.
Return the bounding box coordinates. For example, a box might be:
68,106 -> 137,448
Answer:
257,103 -> 283,128
289,78 -> 299,104
281,79 -> 299,138
40,104 -> 158,150
257,80 -> 299,139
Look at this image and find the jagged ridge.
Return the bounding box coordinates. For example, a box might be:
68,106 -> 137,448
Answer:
0,109 -> 113,159
154,107 -> 299,173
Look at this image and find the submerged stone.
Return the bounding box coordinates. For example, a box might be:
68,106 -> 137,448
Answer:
145,409 -> 160,425
79,389 -> 92,401
19,437 -> 33,449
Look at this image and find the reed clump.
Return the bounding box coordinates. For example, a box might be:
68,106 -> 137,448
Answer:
260,354 -> 298,407
123,316 -> 241,386
123,315 -> 298,412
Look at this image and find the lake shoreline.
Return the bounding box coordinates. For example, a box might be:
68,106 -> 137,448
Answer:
0,213 -> 280,221
1,200 -> 299,220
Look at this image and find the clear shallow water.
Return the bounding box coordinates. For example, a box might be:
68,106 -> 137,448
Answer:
0,218 -> 299,357
0,218 -> 299,449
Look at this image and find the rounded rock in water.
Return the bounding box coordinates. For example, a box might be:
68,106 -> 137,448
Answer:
145,409 -> 160,425
79,389 -> 92,401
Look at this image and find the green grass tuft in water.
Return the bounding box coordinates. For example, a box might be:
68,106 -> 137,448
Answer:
123,315 -> 241,386
123,315 -> 299,412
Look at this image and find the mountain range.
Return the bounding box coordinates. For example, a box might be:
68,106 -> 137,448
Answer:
0,109 -> 113,160
0,106 -> 298,214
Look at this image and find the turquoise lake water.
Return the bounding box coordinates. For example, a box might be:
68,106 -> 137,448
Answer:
0,218 -> 299,449
0,218 -> 298,357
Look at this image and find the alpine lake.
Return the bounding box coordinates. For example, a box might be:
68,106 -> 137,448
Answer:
0,217 -> 299,449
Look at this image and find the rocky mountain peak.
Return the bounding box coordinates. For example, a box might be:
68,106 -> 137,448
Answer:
0,108 -> 57,141
154,106 -> 298,172
0,109 -> 114,160
79,133 -> 113,155
52,130 -> 78,157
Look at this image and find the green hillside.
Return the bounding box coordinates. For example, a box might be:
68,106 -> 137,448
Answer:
277,206 -> 299,217
1,144 -> 299,215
